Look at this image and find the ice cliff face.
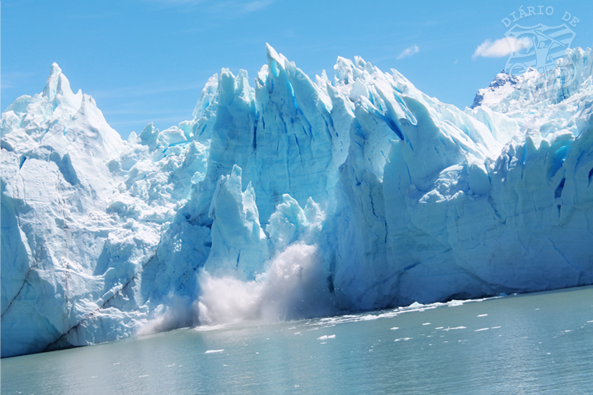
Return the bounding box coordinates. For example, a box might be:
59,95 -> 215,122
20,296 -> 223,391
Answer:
2,45 -> 593,357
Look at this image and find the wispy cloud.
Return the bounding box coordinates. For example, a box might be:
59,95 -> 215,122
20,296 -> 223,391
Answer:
90,81 -> 206,101
70,11 -> 120,20
146,0 -> 276,18
145,0 -> 207,8
206,0 -> 276,18
241,0 -> 275,13
397,44 -> 420,60
1,71 -> 40,90
472,37 -> 531,59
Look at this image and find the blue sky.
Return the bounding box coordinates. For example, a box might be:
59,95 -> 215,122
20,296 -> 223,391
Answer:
3,0 -> 592,139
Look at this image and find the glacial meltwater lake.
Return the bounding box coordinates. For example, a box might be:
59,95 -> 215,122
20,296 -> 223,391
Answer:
3,286 -> 593,395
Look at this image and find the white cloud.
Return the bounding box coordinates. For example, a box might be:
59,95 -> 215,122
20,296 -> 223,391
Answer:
397,44 -> 420,59
472,37 -> 532,59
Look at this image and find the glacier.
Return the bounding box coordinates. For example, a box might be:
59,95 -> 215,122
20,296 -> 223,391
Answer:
2,44 -> 593,357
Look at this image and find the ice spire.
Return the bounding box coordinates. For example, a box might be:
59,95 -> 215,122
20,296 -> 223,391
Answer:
42,62 -> 82,111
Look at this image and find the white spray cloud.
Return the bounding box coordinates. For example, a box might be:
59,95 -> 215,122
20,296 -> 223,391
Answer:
137,294 -> 200,336
139,197 -> 332,334
397,45 -> 420,59
473,37 -> 532,59
197,243 -> 336,326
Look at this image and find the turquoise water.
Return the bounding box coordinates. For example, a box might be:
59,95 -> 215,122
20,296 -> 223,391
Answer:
3,286 -> 593,394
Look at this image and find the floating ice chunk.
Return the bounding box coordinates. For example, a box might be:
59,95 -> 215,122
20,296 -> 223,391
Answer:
317,334 -> 336,340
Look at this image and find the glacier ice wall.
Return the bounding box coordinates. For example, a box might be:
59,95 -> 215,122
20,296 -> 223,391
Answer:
2,45 -> 593,357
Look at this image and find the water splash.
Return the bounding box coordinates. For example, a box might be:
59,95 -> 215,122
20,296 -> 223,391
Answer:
197,243 -> 336,325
